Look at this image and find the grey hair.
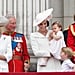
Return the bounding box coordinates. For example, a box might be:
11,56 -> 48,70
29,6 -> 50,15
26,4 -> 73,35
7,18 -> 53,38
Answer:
5,14 -> 15,19
5,14 -> 20,25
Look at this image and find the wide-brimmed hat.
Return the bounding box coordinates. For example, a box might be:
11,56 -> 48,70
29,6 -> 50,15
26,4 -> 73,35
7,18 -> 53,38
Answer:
33,8 -> 53,26
0,16 -> 9,27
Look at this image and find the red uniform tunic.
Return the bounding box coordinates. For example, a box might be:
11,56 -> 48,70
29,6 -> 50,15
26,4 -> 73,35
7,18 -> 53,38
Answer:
3,32 -> 30,72
67,23 -> 75,63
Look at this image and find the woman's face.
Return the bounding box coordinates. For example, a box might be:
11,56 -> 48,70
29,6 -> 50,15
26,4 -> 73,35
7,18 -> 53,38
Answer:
38,20 -> 47,31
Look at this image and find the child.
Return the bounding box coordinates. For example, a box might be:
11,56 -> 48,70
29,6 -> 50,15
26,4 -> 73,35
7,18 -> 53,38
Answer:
60,47 -> 75,72
49,21 -> 66,60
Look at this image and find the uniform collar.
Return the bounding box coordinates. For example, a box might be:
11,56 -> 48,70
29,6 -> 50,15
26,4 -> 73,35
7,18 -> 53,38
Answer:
3,31 -> 16,37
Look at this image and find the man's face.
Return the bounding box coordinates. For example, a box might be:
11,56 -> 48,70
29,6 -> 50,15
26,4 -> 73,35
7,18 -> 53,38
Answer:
6,17 -> 16,32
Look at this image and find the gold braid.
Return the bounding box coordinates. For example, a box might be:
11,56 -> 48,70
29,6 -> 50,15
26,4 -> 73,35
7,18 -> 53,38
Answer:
70,25 -> 75,36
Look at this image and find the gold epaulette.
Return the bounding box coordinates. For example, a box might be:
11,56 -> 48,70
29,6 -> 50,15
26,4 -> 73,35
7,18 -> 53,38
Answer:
70,25 -> 75,36
4,31 -> 14,35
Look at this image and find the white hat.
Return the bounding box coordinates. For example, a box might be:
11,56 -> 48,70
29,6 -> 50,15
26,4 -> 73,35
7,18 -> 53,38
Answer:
0,16 -> 9,27
33,8 -> 53,26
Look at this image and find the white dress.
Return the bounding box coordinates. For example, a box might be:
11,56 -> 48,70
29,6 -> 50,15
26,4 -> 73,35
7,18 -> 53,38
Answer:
30,31 -> 61,72
0,35 -> 12,72
61,59 -> 75,72
49,31 -> 66,59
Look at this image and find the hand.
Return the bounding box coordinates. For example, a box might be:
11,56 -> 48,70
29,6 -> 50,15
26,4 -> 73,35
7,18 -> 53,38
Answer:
49,32 -> 53,40
52,32 -> 56,36
24,62 -> 30,72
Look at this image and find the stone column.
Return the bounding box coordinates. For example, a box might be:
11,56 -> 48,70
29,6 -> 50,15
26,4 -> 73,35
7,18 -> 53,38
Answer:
63,0 -> 75,29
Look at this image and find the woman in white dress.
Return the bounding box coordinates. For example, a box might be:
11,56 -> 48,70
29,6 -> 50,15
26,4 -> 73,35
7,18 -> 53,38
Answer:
30,8 -> 62,72
0,16 -> 12,72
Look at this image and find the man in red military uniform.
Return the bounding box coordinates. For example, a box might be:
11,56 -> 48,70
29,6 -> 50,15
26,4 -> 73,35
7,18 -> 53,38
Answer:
67,15 -> 75,63
3,15 -> 30,72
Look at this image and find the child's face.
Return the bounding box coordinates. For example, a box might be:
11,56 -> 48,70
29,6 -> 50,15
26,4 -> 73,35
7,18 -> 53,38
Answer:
52,24 -> 61,33
60,51 -> 67,60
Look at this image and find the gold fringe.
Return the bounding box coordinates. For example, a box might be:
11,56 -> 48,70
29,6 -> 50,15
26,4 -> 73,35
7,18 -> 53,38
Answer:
70,25 -> 75,36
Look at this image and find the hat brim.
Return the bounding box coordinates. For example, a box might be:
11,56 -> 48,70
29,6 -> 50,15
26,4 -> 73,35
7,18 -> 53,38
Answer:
0,16 -> 9,27
33,8 -> 53,26
0,23 -> 6,27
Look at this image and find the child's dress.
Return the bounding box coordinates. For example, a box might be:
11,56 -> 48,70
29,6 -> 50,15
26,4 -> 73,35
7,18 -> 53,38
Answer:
49,31 -> 66,59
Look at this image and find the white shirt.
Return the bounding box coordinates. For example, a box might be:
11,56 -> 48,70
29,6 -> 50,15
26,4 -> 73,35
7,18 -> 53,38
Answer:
61,59 -> 75,72
0,35 -> 12,72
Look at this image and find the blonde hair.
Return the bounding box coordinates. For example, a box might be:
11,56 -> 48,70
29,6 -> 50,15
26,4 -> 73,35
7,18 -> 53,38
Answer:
61,47 -> 73,59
